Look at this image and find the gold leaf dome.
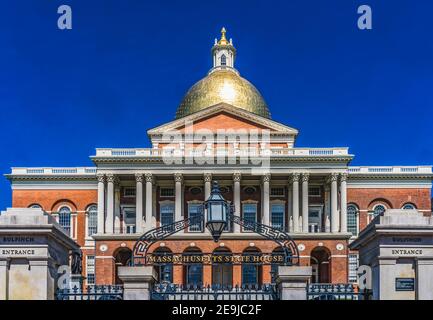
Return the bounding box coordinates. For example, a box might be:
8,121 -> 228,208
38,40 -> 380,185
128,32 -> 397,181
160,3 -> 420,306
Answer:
175,70 -> 271,119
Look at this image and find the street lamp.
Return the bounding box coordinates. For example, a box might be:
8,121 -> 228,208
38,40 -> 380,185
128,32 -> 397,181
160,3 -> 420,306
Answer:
204,181 -> 229,242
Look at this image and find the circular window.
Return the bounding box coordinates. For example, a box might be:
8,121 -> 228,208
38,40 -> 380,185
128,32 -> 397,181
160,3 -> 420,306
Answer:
220,186 -> 230,194
244,187 -> 256,195
190,187 -> 202,195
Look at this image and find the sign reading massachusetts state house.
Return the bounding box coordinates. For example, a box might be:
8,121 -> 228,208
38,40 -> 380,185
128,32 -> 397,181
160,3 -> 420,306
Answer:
143,253 -> 285,265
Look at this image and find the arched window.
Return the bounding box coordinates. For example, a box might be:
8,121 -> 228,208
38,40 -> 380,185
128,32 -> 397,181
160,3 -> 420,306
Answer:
29,204 -> 42,209
347,204 -> 359,236
372,204 -> 386,219
58,206 -> 71,236
242,247 -> 262,287
183,247 -> 203,288
220,54 -> 227,66
402,203 -> 416,210
87,205 -> 98,236
212,247 -> 233,288
154,247 -> 173,284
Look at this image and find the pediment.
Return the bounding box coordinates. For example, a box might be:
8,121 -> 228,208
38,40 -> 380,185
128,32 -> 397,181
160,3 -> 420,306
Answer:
148,103 -> 298,136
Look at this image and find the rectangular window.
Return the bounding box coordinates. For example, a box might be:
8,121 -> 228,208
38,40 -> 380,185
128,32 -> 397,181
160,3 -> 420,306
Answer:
309,186 -> 321,197
160,203 -> 175,230
270,187 -> 285,197
160,188 -> 175,197
188,203 -> 203,232
86,255 -> 95,285
271,203 -> 285,231
242,203 -> 257,232
123,187 -> 136,197
348,254 -> 359,283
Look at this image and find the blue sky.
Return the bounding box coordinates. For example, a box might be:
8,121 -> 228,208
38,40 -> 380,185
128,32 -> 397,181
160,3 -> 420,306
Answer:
1,0 -> 432,209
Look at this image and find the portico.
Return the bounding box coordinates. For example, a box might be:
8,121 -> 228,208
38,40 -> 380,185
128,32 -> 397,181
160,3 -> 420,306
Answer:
94,169 -> 350,236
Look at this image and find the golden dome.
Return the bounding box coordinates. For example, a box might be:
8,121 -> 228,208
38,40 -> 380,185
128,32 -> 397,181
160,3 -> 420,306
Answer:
175,70 -> 271,119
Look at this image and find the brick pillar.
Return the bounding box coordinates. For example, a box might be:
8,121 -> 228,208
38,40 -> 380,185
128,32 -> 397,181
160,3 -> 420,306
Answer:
233,264 -> 242,286
262,265 -> 272,284
203,265 -> 212,286
173,265 -> 183,285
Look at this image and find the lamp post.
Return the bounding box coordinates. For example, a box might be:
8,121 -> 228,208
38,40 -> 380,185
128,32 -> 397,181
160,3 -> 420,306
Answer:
204,181 -> 230,242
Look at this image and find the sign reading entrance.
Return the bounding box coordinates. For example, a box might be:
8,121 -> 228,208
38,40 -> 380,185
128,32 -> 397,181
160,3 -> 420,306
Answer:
395,278 -> 415,291
141,253 -> 285,265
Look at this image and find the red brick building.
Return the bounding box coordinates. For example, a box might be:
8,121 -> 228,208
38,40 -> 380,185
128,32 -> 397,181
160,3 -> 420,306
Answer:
5,29 -> 432,287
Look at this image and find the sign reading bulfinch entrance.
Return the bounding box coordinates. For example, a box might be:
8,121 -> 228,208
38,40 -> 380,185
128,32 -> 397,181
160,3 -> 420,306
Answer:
142,253 -> 285,265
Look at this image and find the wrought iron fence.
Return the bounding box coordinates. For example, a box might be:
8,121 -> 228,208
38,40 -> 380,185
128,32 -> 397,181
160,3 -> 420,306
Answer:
151,283 -> 278,300
56,285 -> 123,300
307,283 -> 371,300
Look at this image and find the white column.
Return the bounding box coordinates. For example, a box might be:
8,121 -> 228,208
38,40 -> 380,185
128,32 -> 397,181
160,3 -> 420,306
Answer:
105,174 -> 115,234
302,173 -> 309,233
233,173 -> 241,233
97,174 -> 105,234
330,173 -> 339,233
174,173 -> 183,222
262,173 -> 270,226
288,183 -> 293,232
324,184 -> 331,233
145,173 -> 153,231
135,174 -> 144,234
340,173 -> 348,233
114,178 -> 121,233
291,173 -> 300,232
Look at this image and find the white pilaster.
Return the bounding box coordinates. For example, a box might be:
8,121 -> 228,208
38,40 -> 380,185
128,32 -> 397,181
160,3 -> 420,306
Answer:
145,173 -> 153,231
302,173 -> 309,233
135,174 -> 144,234
340,173 -> 348,233
330,173 -> 339,233
233,173 -> 241,233
97,174 -> 105,234
324,184 -> 331,233
174,173 -> 183,223
262,173 -> 271,226
291,174 -> 300,232
105,174 -> 115,234
114,178 -> 121,233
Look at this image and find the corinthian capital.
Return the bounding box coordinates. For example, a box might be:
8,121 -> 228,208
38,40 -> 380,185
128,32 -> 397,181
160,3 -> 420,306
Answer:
174,173 -> 183,183
233,172 -> 241,183
290,173 -> 300,183
340,173 -> 348,182
135,173 -> 144,183
97,174 -> 105,183
261,173 -> 271,183
203,173 -> 212,183
106,174 -> 115,183
302,173 -> 310,182
144,173 -> 153,183
328,173 -> 339,182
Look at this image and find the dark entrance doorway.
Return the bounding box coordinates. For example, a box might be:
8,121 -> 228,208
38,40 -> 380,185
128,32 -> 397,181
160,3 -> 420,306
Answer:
310,247 -> 330,283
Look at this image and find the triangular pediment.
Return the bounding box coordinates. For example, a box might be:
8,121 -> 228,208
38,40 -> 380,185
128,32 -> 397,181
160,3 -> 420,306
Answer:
148,103 -> 298,136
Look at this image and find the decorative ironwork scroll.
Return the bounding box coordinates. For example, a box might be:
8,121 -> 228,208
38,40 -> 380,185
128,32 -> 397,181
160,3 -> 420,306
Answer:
132,214 -> 204,266
228,209 -> 299,266
132,210 -> 299,266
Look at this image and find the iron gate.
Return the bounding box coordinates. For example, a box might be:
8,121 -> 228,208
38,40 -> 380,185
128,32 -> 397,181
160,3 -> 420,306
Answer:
307,283 -> 371,300
151,283 -> 278,300
56,285 -> 124,300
